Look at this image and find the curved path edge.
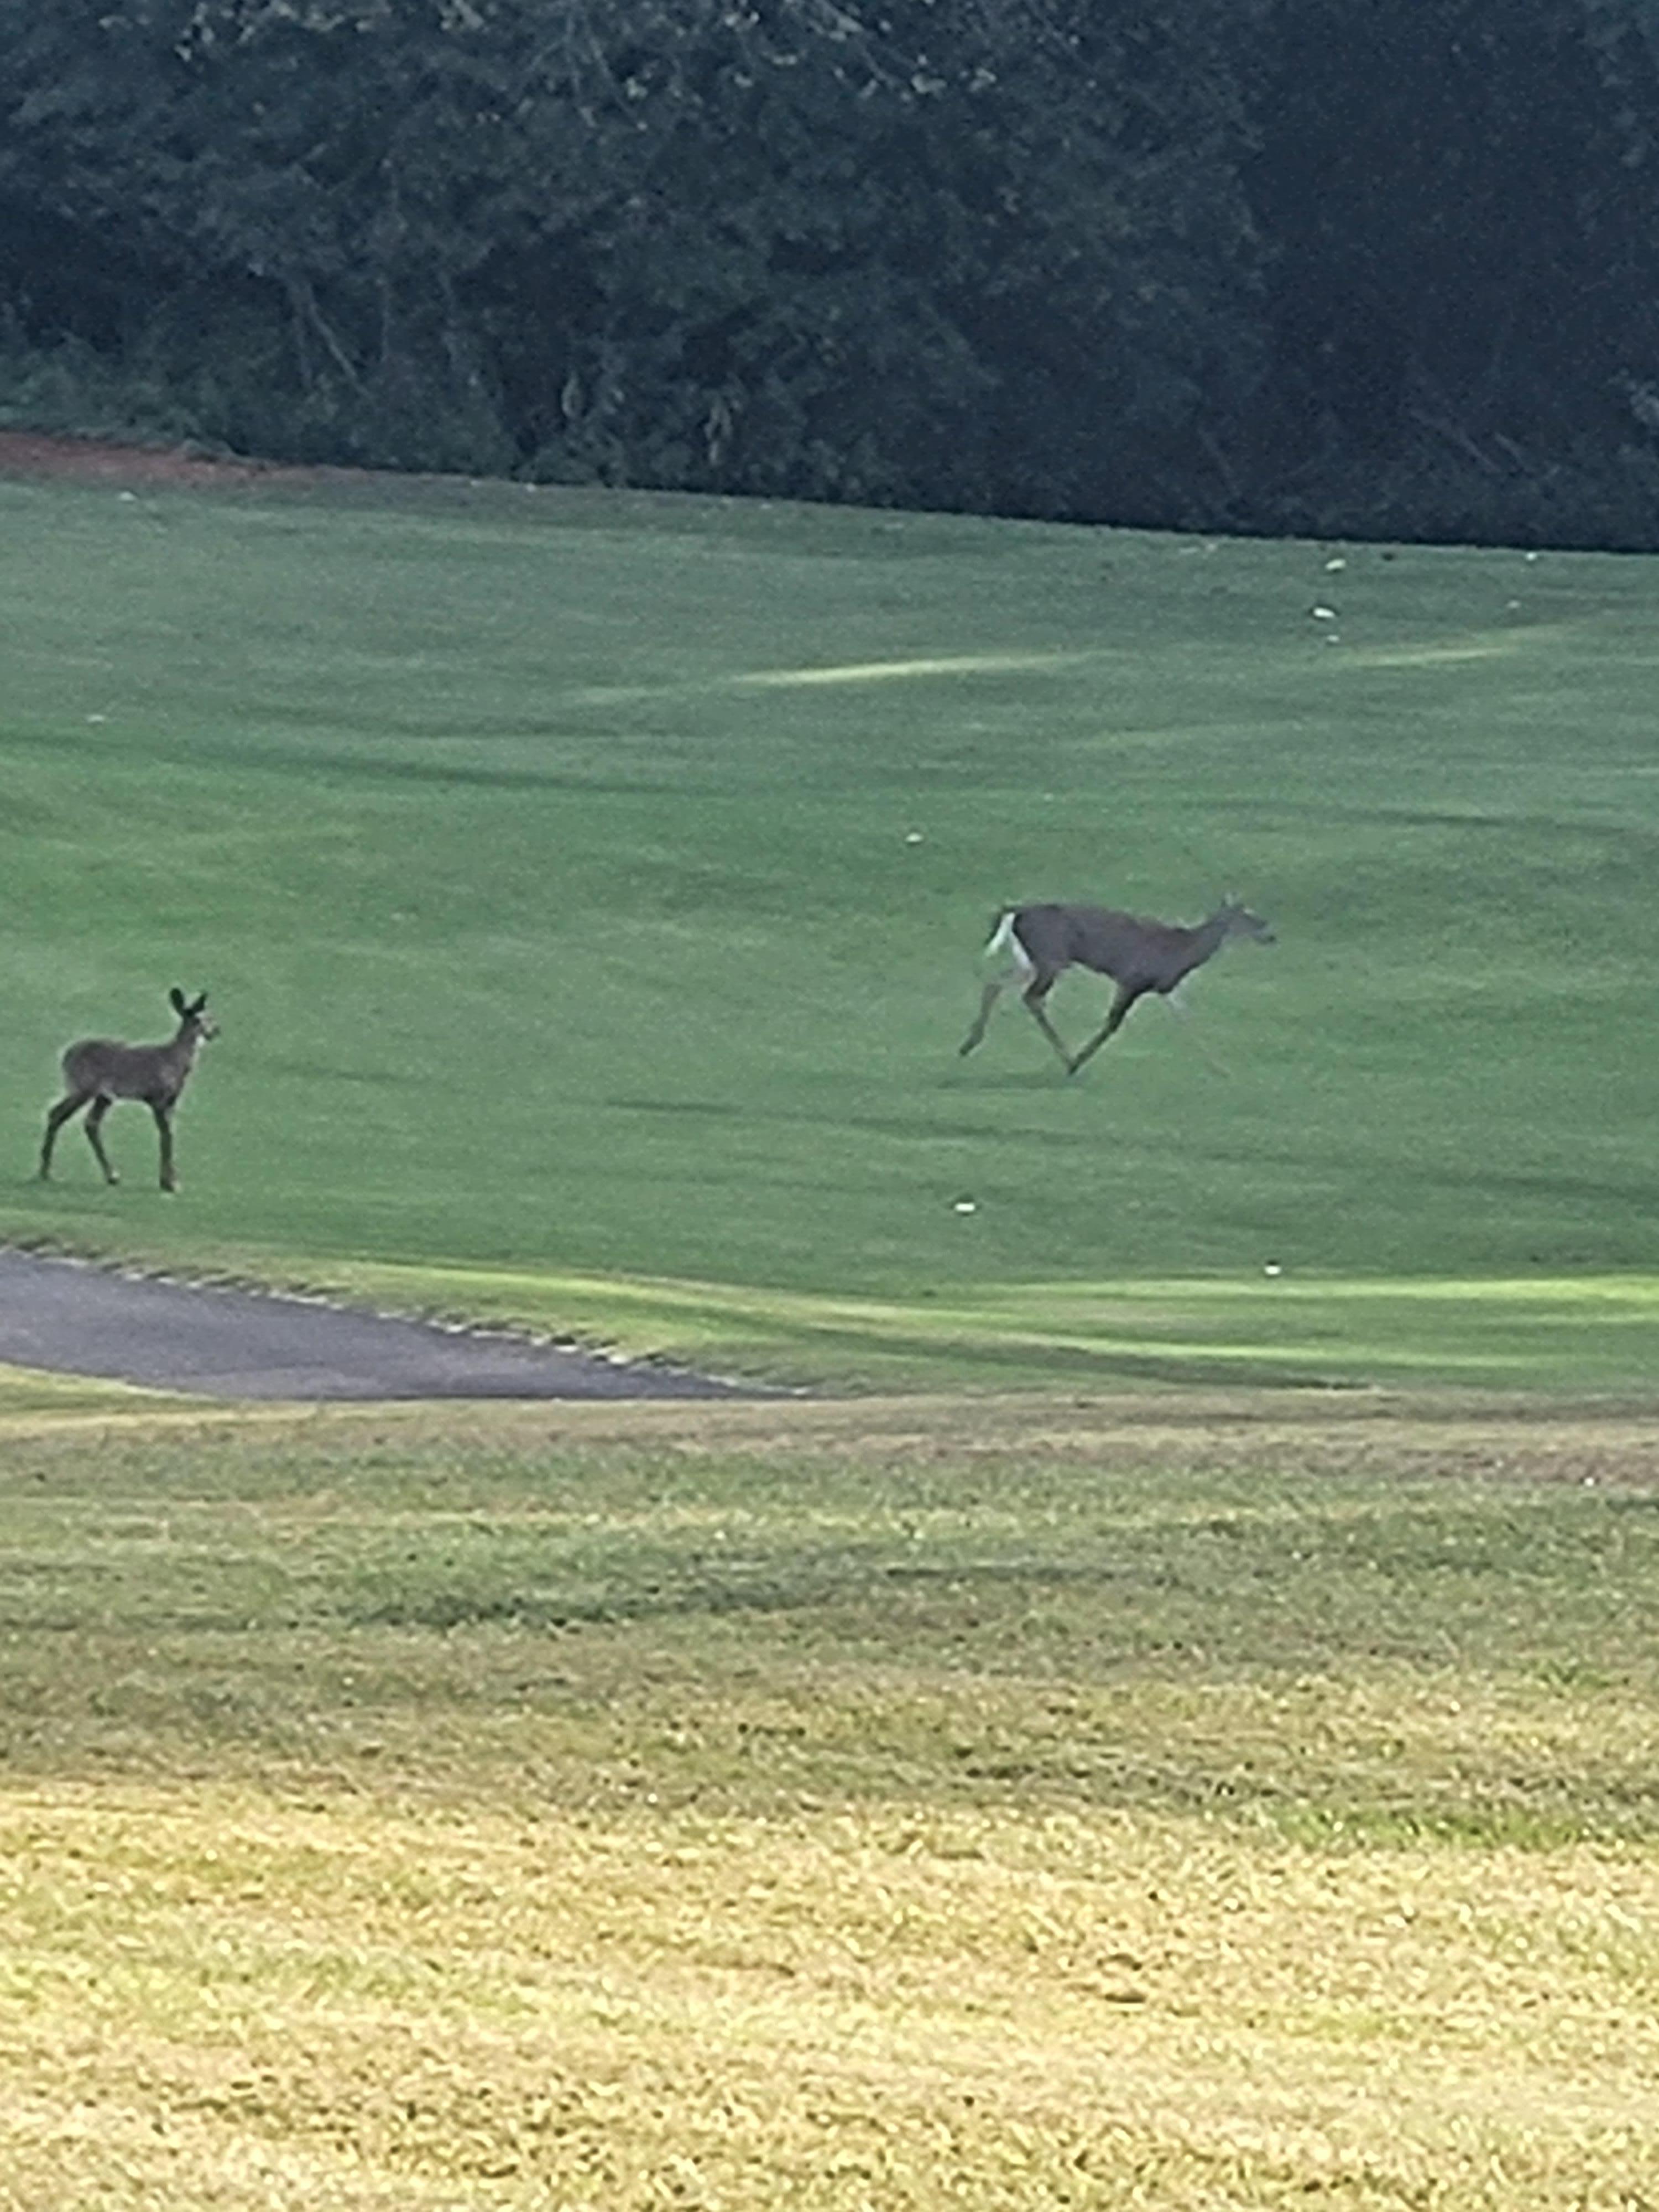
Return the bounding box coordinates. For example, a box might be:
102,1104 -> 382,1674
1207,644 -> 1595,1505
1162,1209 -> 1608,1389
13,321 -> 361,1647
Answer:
0,1249 -> 752,1402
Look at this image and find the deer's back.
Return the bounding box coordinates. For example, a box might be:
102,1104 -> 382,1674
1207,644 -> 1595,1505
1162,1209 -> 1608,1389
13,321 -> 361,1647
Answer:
62,1037 -> 176,1101
1016,903 -> 1190,985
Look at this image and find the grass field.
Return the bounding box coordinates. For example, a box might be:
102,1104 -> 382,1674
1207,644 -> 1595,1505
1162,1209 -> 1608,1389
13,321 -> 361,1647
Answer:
2,465 -> 1657,1386
4,1392 -> 1659,2209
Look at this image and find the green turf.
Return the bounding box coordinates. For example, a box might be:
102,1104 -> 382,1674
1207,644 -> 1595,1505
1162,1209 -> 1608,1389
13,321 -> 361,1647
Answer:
2,469 -> 1655,1387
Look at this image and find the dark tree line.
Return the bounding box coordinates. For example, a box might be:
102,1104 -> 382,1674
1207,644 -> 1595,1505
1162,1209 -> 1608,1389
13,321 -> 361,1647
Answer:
3,0 -> 1659,545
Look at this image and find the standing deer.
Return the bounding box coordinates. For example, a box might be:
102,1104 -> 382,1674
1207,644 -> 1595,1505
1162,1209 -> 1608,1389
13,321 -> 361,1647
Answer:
40,989 -> 218,1192
958,899 -> 1273,1074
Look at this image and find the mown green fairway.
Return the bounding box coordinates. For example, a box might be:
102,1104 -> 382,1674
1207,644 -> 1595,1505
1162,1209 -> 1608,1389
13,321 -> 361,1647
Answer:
1,466 -> 1656,1384
3,1394 -> 1659,2208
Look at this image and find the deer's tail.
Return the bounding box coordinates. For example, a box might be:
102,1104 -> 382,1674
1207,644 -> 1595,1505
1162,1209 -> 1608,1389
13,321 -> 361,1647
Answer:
980,908 -> 1034,983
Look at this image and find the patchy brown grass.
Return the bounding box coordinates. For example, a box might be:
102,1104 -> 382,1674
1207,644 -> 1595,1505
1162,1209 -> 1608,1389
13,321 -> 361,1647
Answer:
3,1394 -> 1658,2208
0,426 -> 361,492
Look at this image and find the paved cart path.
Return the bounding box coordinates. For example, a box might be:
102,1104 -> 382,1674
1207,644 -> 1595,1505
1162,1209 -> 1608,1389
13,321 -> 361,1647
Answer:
0,1250 -> 742,1401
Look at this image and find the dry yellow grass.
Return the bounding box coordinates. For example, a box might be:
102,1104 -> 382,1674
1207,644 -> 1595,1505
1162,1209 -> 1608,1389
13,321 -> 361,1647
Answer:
6,1785 -> 1658,2210
3,1392 -> 1658,2208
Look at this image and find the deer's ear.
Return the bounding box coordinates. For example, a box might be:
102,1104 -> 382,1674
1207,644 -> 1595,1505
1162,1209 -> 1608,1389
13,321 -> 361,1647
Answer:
169,988 -> 187,1015
190,993 -> 208,1014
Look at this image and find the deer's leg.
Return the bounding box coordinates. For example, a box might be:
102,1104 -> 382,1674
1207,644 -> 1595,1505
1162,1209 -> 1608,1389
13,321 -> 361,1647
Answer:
1067,984 -> 1147,1075
962,915 -> 1038,1057
1021,975 -> 1074,1072
149,1102 -> 178,1192
958,980 -> 1005,1056
84,1096 -> 121,1185
39,1093 -> 90,1180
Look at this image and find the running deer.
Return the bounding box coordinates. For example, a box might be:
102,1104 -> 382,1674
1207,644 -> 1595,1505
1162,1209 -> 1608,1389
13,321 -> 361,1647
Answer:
958,899 -> 1273,1074
39,989 -> 218,1192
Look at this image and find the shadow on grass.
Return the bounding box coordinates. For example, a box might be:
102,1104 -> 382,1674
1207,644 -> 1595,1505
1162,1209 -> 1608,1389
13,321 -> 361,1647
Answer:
1,722 -> 676,797
352,1554 -> 1136,1634
610,1095 -> 1040,1145
939,1069 -> 1071,1092
1188,1138 -> 1658,1211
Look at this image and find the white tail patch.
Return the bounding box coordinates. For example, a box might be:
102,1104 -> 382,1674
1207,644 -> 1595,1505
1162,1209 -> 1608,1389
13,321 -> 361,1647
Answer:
982,909 -> 1035,985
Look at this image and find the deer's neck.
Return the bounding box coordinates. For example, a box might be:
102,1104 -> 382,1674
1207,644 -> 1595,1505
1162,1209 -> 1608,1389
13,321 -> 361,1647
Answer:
1158,910 -> 1229,987
1191,909 -> 1233,962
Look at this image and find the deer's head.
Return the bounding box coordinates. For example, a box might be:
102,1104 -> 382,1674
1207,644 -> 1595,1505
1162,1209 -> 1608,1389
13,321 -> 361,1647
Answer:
169,988 -> 220,1042
1219,899 -> 1275,946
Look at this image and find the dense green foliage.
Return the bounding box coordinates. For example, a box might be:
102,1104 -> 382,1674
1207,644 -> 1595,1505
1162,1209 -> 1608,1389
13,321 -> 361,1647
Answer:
5,1 -> 1659,544
3,469 -> 1659,1388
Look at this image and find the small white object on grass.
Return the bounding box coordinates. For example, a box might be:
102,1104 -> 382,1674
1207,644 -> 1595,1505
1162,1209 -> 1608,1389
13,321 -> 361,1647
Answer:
1263,1262 -> 1283,1277
1323,556 -> 1347,572
953,1199 -> 977,1215
1310,604 -> 1338,620
117,491 -> 137,503
905,830 -> 924,844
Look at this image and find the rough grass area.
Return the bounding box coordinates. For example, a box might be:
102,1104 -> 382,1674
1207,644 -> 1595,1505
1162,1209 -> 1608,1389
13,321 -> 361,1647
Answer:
0,1358 -> 202,1423
1,466 -> 1657,1387
4,1396 -> 1658,2208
